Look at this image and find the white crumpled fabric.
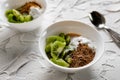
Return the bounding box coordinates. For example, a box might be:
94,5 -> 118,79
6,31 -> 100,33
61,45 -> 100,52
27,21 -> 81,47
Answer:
0,0 -> 120,80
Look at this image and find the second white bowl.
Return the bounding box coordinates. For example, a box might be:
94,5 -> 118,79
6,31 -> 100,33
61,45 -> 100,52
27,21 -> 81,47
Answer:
0,0 -> 47,32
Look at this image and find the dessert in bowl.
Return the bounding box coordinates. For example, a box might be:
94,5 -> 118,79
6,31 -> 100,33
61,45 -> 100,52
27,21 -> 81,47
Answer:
0,0 -> 46,32
39,20 -> 104,73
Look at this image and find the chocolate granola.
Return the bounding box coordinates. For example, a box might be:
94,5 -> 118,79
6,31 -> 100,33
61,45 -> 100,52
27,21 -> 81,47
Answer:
70,43 -> 95,68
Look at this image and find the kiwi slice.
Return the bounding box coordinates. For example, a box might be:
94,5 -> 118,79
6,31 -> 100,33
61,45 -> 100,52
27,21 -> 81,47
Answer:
45,43 -> 51,54
59,33 -> 71,45
59,33 -> 66,39
65,55 -> 72,64
12,9 -> 21,17
24,15 -> 33,22
60,46 -> 73,58
51,41 -> 66,59
46,36 -> 65,45
18,15 -> 24,22
5,10 -> 13,17
51,58 -> 69,67
8,14 -> 17,23
65,35 -> 70,45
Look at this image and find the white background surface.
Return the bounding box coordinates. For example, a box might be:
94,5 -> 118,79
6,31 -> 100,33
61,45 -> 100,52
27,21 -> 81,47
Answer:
0,0 -> 120,80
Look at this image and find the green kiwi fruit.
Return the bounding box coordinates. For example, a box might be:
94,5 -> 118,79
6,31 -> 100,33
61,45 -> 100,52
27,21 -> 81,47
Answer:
18,15 -> 24,22
5,9 -> 33,23
5,10 -> 13,17
65,55 -> 72,64
50,58 -> 69,67
46,36 -> 66,45
59,33 -> 65,39
8,14 -> 17,23
12,9 -> 21,17
45,33 -> 74,67
24,15 -> 33,22
45,43 -> 51,54
65,35 -> 70,45
51,41 -> 66,59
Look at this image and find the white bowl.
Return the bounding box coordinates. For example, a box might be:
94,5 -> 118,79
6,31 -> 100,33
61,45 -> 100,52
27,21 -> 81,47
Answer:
0,0 -> 46,32
39,20 -> 104,73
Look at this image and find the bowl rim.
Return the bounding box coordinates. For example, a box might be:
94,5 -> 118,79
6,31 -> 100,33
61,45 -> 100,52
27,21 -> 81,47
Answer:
39,20 -> 104,71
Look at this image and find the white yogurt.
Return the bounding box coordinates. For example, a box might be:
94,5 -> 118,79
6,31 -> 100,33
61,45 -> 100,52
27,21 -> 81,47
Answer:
29,6 -> 43,19
67,36 -> 95,51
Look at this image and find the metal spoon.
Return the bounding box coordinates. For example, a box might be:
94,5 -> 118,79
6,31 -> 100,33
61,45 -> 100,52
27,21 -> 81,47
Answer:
89,11 -> 120,48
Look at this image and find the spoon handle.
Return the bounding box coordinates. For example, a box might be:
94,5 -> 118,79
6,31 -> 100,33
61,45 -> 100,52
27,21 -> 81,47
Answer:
106,28 -> 120,48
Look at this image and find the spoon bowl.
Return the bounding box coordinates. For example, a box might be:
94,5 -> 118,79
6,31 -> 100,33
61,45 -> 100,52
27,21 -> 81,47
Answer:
89,11 -> 105,28
89,11 -> 120,48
